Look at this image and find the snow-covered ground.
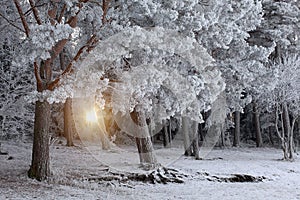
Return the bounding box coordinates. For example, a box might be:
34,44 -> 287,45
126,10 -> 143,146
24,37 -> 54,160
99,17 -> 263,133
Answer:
0,139 -> 299,200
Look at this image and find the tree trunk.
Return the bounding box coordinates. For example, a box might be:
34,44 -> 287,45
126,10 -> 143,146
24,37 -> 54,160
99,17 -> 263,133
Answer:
275,105 -> 288,160
28,101 -> 51,181
268,126 -> 274,146
289,118 -> 296,160
163,120 -> 171,147
233,111 -> 240,147
64,98 -> 74,146
253,102 -> 263,147
131,110 -> 157,169
182,116 -> 192,156
282,103 -> 293,160
135,137 -> 156,165
192,121 -> 200,159
219,129 -> 225,147
97,111 -> 111,150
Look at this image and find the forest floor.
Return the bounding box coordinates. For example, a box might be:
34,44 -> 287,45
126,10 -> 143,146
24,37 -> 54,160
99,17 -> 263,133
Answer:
0,138 -> 300,200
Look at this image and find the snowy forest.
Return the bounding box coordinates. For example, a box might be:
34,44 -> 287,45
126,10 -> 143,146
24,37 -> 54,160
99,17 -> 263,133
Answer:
0,0 -> 300,199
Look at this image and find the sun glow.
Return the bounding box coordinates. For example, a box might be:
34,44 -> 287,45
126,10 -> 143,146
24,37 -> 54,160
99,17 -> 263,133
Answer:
86,109 -> 98,123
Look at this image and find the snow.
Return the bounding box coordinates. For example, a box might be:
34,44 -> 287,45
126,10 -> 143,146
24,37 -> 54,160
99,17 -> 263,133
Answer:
1,139 -> 300,200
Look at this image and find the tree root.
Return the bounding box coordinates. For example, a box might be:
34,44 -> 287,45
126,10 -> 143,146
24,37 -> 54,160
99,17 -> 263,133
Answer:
87,167 -> 187,184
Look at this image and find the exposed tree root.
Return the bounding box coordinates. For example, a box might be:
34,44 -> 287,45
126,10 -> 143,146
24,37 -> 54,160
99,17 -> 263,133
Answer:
87,167 -> 187,184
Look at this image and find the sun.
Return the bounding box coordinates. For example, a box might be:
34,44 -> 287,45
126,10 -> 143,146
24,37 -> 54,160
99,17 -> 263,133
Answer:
86,109 -> 98,123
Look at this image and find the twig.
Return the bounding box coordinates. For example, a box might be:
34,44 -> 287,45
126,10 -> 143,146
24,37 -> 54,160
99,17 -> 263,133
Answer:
0,12 -> 26,33
23,2 -> 47,17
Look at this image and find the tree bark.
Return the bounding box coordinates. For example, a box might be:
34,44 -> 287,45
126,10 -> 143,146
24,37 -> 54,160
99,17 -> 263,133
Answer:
64,98 -> 74,146
275,105 -> 288,160
28,101 -> 51,181
182,116 -> 192,156
233,111 -> 240,147
253,102 -> 263,147
131,110 -> 157,168
282,102 -> 293,160
135,136 -> 156,165
163,120 -> 171,148
268,126 -> 274,146
219,129 -> 225,147
289,118 -> 296,160
191,121 -> 200,159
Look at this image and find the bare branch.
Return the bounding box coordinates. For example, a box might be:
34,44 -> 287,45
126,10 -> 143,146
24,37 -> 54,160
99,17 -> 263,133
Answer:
34,61 -> 43,91
28,0 -> 42,25
102,0 -> 111,24
57,4 -> 67,23
48,7 -> 57,25
66,15 -> 78,28
50,39 -> 69,62
48,35 -> 98,90
49,9 -> 83,63
23,2 -> 47,17
13,0 -> 30,37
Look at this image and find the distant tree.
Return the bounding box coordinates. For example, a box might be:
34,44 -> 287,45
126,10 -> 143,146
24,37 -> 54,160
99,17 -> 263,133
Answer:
0,3 -> 35,140
248,0 -> 300,157
261,55 -> 300,160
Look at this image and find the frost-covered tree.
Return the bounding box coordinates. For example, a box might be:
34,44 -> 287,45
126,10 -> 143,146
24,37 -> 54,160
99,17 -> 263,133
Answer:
258,54 -> 300,160
67,26 -> 224,167
109,0 -> 274,151
3,0 -> 297,179
2,0 -> 109,180
0,40 -> 35,139
193,0 -> 274,147
247,0 -> 300,155
0,1 -> 35,139
107,0 -> 268,157
258,0 -> 300,57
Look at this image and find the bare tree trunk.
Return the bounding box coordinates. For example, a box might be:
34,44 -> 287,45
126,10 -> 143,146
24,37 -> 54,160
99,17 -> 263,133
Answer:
233,111 -> 240,147
149,123 -> 155,143
131,110 -> 157,169
289,118 -> 297,160
199,122 -> 204,143
282,103 -> 294,160
169,118 -> 173,145
95,110 -> 111,150
64,98 -> 74,146
219,129 -> 225,147
275,105 -> 288,160
192,121 -> 200,159
28,101 -> 51,181
163,120 -> 171,147
268,126 -> 274,146
182,116 -> 192,156
135,136 -> 156,165
60,49 -> 74,146
253,102 -> 263,147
